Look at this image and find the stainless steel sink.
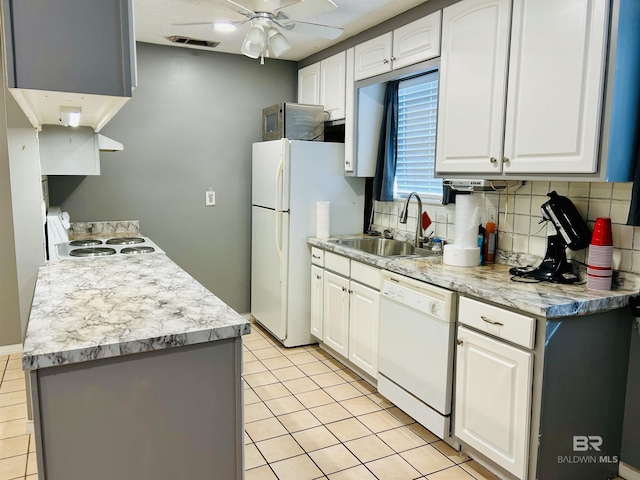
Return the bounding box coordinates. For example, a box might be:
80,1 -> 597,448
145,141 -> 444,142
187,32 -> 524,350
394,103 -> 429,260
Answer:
333,238 -> 437,258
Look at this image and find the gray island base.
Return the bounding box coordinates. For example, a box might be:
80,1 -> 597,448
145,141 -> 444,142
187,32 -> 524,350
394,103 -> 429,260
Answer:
23,253 -> 250,480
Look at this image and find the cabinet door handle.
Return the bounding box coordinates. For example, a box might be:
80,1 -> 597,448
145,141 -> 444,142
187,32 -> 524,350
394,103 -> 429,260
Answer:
481,316 -> 504,326
503,157 -> 510,165
456,339 -> 463,346
341,286 -> 347,292
316,275 -> 321,280
345,161 -> 351,167
383,58 -> 389,64
348,290 -> 353,294
390,56 -> 396,62
490,157 -> 498,164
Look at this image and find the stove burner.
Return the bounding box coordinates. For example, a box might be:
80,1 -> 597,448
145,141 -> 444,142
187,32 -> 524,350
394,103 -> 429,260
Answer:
121,246 -> 155,255
106,237 -> 145,245
69,247 -> 117,257
69,239 -> 103,247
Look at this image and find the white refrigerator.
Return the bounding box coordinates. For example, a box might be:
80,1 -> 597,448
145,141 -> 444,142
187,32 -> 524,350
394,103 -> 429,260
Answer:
251,139 -> 365,347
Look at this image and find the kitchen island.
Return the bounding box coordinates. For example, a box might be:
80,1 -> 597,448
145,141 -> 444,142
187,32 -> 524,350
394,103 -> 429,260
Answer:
23,252 -> 250,480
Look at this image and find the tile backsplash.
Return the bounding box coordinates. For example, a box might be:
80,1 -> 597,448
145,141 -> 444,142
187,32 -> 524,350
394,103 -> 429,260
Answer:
372,181 -> 640,274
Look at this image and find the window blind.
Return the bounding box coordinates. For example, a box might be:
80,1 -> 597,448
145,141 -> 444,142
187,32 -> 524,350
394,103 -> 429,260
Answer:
394,71 -> 441,201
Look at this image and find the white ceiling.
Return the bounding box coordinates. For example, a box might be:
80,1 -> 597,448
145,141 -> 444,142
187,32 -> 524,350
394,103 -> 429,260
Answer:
134,0 -> 429,62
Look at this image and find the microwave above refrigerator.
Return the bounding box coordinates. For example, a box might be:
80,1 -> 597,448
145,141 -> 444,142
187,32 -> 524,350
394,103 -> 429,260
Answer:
262,102 -> 325,141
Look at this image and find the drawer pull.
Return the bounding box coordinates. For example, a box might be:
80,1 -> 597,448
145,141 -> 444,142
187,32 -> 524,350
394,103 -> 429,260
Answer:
481,316 -> 504,326
312,254 -> 321,259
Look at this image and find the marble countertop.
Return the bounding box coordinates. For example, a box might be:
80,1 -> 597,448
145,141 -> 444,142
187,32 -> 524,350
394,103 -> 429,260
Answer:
23,252 -> 250,370
308,235 -> 640,319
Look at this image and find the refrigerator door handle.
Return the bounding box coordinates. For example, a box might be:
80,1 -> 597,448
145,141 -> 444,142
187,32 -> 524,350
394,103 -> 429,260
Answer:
275,158 -> 284,279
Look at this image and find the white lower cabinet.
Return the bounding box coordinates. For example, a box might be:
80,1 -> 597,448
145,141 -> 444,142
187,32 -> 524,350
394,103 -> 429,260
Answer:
323,271 -> 350,357
455,325 -> 533,480
310,265 -> 324,340
347,281 -> 380,376
313,252 -> 380,378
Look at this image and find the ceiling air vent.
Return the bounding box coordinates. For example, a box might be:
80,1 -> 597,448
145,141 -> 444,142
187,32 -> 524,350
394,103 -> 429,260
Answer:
167,36 -> 219,48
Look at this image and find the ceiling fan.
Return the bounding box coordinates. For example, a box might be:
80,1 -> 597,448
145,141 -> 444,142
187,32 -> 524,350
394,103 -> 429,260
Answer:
174,0 -> 344,63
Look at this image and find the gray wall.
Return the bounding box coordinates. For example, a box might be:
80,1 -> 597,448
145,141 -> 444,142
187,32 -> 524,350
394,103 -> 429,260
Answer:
49,42 -> 298,313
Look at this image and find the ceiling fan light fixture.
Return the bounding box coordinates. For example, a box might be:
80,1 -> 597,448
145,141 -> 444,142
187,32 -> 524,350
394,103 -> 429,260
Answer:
241,23 -> 266,58
267,28 -> 291,57
213,22 -> 237,32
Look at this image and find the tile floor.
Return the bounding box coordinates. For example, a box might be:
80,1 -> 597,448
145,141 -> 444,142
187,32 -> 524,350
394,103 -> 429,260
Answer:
241,323 -> 498,480
0,325 -> 629,480
0,353 -> 36,480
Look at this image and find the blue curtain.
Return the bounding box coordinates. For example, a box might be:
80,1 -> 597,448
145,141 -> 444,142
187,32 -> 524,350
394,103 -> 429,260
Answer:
373,81 -> 399,202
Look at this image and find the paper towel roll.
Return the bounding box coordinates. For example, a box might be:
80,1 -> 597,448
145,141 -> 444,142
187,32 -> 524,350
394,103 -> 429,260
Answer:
454,195 -> 482,248
317,202 -> 330,239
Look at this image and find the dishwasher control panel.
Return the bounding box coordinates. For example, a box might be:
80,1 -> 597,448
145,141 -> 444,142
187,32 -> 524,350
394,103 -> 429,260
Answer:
382,277 -> 448,320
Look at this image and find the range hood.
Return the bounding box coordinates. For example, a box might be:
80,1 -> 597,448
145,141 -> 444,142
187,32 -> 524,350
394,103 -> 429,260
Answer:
97,134 -> 123,152
39,125 -> 123,176
443,179 -> 523,192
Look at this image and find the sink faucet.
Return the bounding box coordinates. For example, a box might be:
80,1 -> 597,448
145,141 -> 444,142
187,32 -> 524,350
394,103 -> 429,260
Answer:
399,192 -> 424,248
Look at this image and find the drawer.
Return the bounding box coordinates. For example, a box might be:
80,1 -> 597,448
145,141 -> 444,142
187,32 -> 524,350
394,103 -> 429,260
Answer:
325,251 -> 350,276
351,261 -> 380,290
458,296 -> 536,349
311,247 -> 324,267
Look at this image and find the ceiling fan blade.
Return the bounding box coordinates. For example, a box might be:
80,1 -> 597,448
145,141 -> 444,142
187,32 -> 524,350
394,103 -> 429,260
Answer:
172,21 -> 215,26
275,0 -> 337,19
285,20 -> 343,40
225,0 -> 256,16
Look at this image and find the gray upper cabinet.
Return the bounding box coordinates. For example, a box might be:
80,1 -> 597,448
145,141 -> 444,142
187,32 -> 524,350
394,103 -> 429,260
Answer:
2,0 -> 137,131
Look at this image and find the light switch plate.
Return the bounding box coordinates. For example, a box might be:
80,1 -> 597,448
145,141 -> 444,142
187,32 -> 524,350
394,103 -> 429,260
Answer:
206,190 -> 215,206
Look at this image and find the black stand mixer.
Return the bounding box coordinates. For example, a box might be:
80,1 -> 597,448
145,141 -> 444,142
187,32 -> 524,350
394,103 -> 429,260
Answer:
510,191 -> 592,283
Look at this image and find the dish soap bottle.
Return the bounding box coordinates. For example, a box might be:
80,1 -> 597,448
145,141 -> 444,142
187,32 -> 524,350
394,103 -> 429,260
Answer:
484,211 -> 497,264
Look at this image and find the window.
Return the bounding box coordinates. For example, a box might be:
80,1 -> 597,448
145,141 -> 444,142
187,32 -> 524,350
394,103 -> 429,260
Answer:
394,71 -> 441,201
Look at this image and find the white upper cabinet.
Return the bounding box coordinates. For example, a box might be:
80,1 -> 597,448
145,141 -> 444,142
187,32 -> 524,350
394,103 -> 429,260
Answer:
320,52 -> 347,121
503,0 -> 608,174
298,51 -> 346,121
298,63 -> 321,106
354,32 -> 394,81
436,0 -> 609,176
436,0 -> 511,174
392,12 -> 442,70
355,12 -> 441,81
2,0 -> 137,132
344,48 -> 356,173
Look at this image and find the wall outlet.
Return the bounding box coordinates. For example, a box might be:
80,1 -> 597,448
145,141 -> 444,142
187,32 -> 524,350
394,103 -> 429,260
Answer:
206,189 -> 215,206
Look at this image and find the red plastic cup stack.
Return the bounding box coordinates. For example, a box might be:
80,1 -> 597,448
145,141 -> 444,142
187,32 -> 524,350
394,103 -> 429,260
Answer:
587,217 -> 613,290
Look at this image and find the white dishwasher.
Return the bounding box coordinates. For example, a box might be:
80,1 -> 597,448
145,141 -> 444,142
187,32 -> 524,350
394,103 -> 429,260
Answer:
378,271 -> 456,440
